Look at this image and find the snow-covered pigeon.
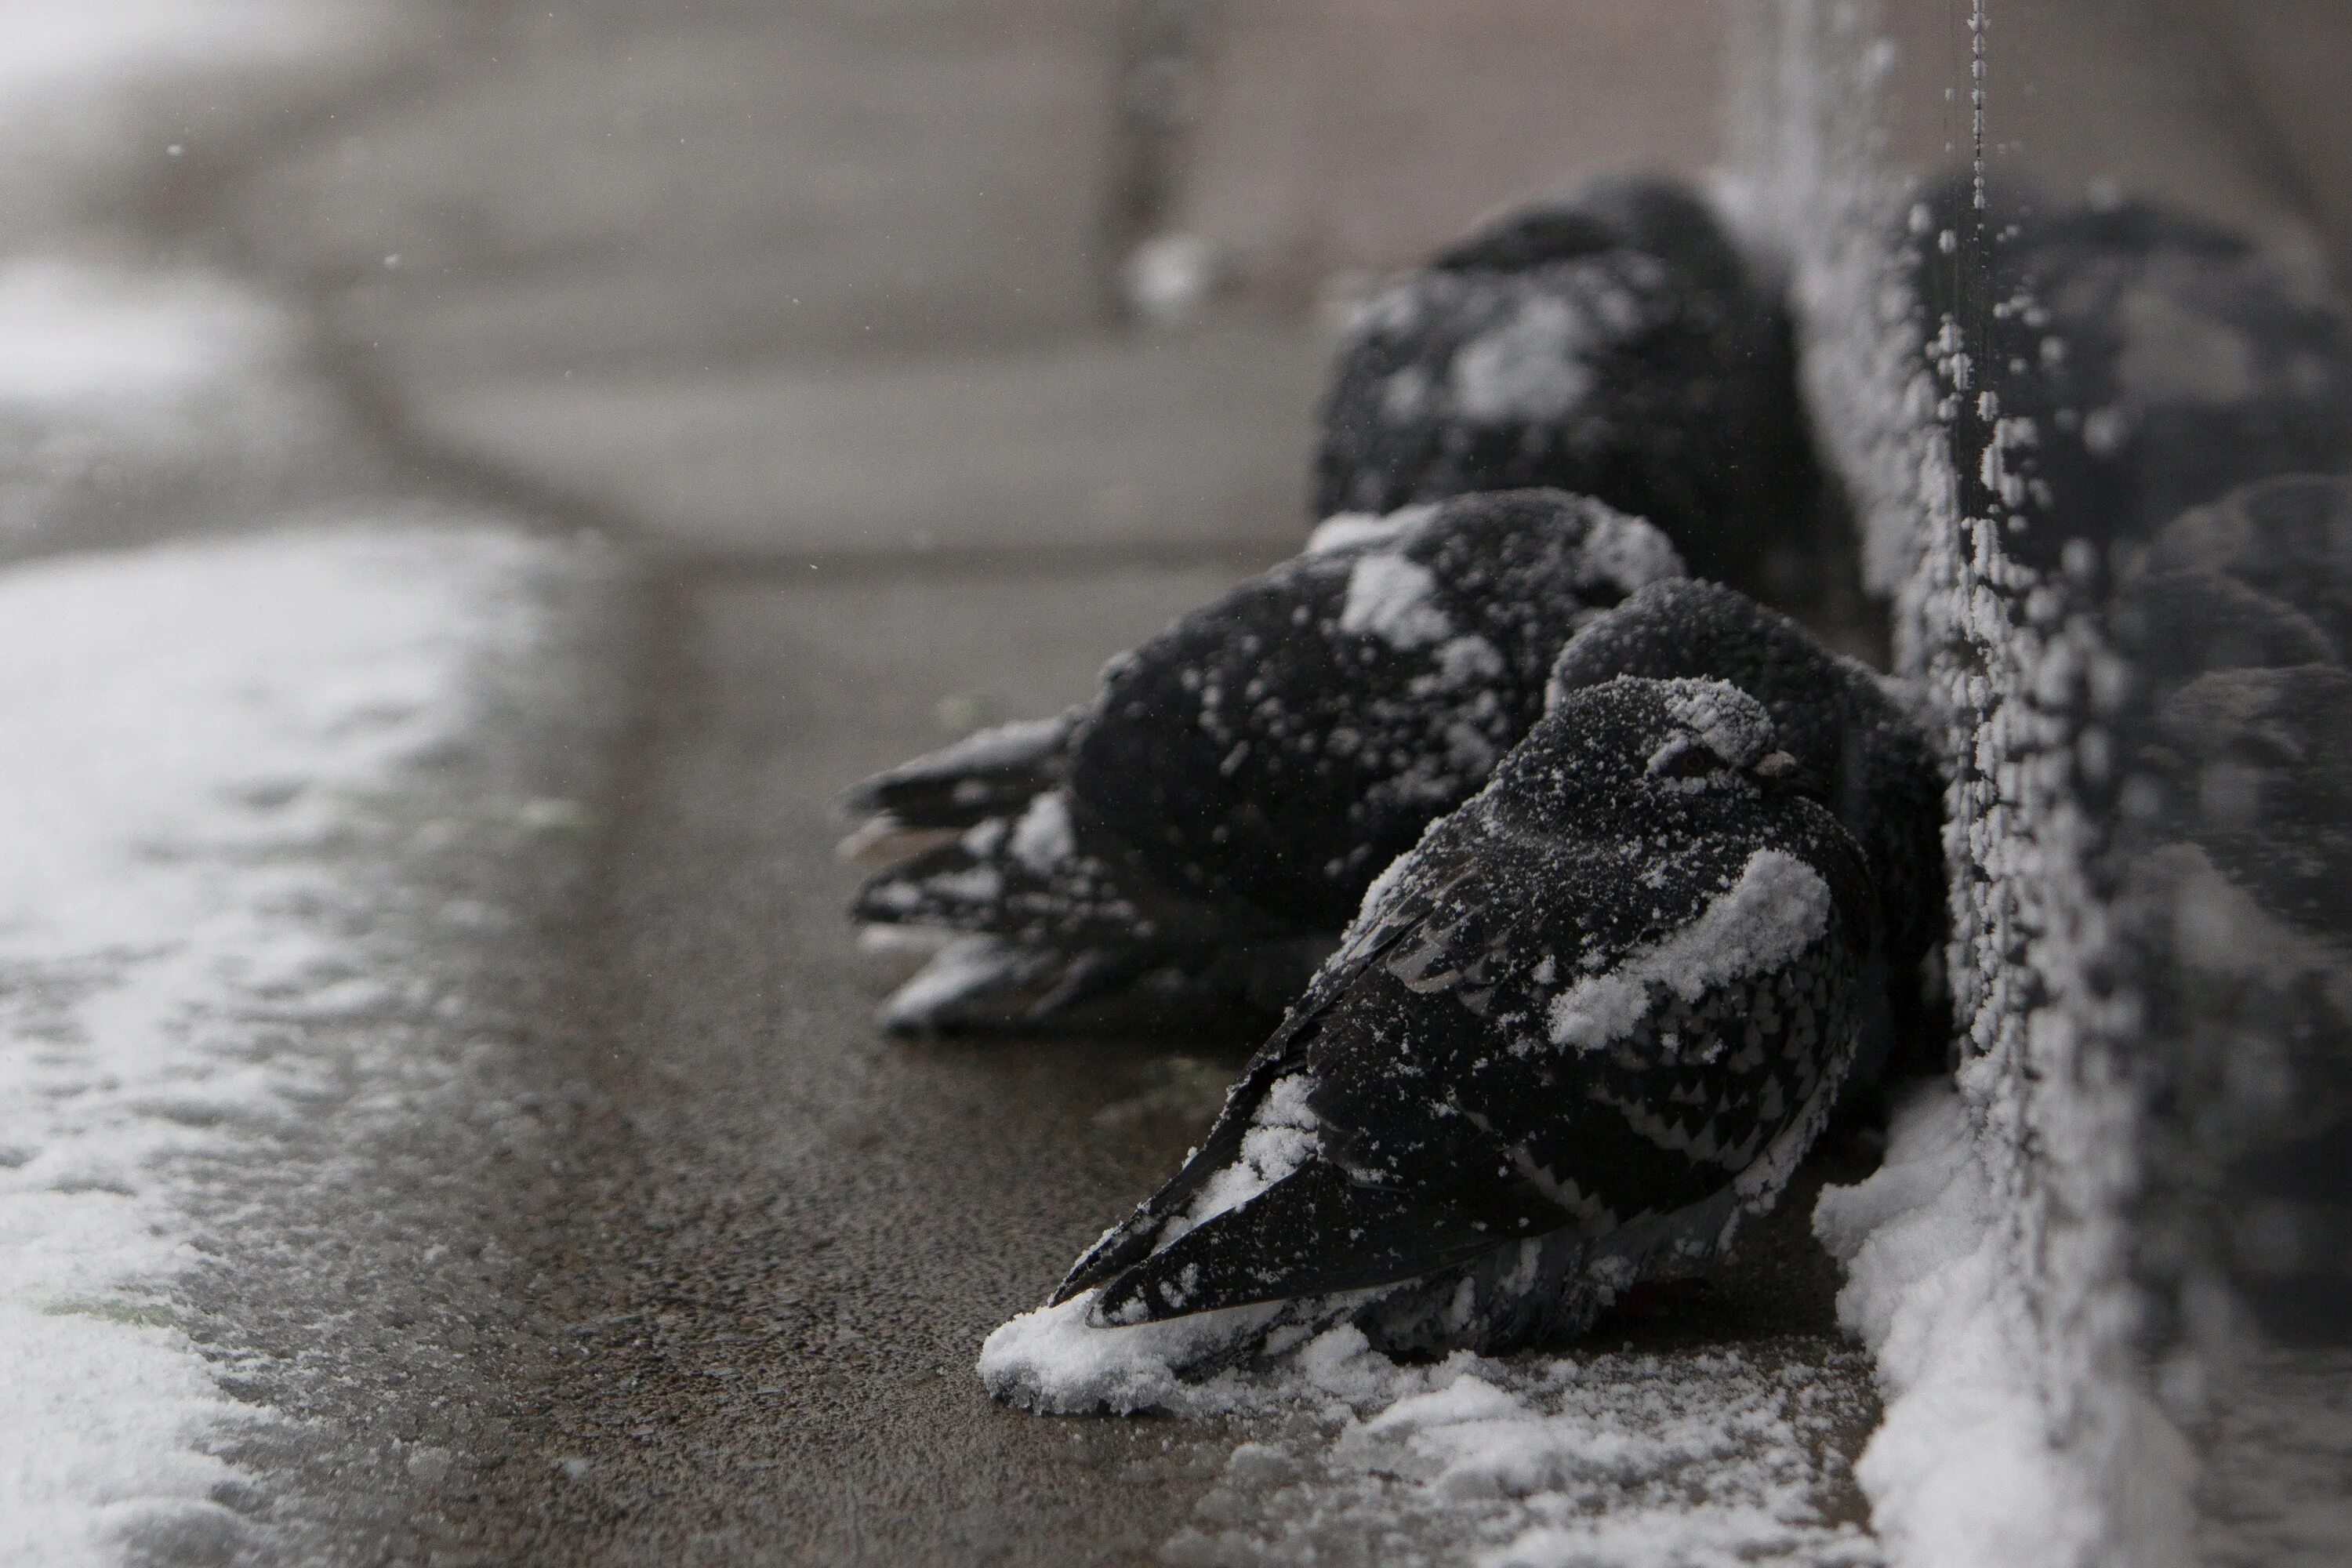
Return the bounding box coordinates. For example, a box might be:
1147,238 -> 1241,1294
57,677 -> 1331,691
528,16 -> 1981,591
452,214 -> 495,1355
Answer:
1313,176 -> 1825,600
1548,579 -> 1947,1072
1047,677 -> 1876,1359
2131,472 -> 2352,658
848,490 -> 1686,1029
1913,180 -> 2352,575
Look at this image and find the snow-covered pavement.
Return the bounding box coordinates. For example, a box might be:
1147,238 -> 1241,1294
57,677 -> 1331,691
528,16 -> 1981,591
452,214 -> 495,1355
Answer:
0,525 -> 611,1566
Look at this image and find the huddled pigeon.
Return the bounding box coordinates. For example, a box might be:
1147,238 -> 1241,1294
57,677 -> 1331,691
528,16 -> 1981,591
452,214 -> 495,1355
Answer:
1548,579 -> 1947,1071
1044,677 -> 1876,1360
1914,180 -> 2352,574
1313,176 -> 1828,601
2111,474 -> 2352,932
2107,477 -> 2352,1348
2130,471 -> 2352,656
848,489 -> 1686,1029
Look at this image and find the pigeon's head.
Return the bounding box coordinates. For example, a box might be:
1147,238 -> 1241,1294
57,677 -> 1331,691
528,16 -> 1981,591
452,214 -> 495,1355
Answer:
1490,676 -> 1798,831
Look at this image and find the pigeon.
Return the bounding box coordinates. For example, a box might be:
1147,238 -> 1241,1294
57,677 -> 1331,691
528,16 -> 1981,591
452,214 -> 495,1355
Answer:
1547,578 -> 1947,1073
2131,472 -> 2352,657
1045,677 -> 1877,1361
1911,180 -> 2352,575
848,489 -> 1687,1029
1312,176 -> 1828,601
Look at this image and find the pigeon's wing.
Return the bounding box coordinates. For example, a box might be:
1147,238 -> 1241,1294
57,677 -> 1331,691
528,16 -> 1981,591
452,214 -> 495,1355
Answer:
1090,1160 -> 1519,1324
1073,812 -> 1878,1325
842,710 -> 1080,831
1049,825 -> 1495,1304
1087,916 -> 1867,1324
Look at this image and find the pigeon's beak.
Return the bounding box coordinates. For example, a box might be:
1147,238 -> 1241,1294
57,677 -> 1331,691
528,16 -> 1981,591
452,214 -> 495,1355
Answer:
1754,750 -> 1798,779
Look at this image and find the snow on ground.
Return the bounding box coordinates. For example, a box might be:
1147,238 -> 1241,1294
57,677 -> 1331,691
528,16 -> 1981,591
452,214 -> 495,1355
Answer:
0,0 -> 379,96
0,523 -> 594,1568
1160,1334 -> 1880,1567
0,0 -> 394,230
985,1301 -> 1878,1565
0,260 -> 343,549
1813,1082 -> 2097,1568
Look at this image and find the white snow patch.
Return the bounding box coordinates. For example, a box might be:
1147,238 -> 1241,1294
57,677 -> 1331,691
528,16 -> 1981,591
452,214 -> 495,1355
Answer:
0,524 -> 579,1568
978,1288 -> 1289,1416
0,260 -> 334,542
1814,1083 -> 2097,1568
1133,1327 -> 1874,1566
1341,551 -> 1454,650
0,0 -> 379,96
1008,791 -> 1076,873
1306,503 -> 1437,556
1451,294 -> 1595,424
1575,510 -> 1690,595
0,260 -> 292,407
1547,849 -> 1831,1053
1177,1075 -> 1322,1232
1661,681 -> 1777,771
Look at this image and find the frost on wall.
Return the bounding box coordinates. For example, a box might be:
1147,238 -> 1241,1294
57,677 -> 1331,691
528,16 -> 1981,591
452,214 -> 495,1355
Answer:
1738,3 -> 2352,1563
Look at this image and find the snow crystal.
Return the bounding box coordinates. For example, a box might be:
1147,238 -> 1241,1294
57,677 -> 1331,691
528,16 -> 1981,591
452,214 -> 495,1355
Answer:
0,524 -> 584,1568
1547,849 -> 1831,1053
1340,550 -> 1455,650
1450,294 -> 1596,424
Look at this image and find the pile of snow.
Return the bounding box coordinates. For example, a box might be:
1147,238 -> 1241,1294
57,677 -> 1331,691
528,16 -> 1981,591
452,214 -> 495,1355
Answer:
1814,1083 -> 2097,1568
0,523 -> 592,1568
0,260 -> 294,408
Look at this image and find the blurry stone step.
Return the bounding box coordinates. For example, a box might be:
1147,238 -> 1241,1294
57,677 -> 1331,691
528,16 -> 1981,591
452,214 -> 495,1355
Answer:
396,322 -> 1331,557
236,0 -> 1125,376
1168,0 -> 1730,309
